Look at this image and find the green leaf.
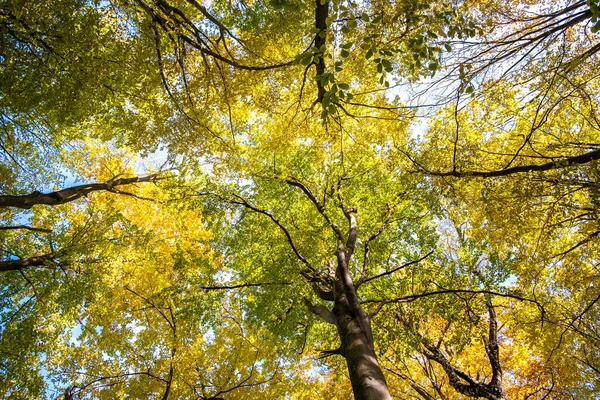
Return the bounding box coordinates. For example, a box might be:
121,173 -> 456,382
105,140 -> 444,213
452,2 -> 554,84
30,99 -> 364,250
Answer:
301,55 -> 313,65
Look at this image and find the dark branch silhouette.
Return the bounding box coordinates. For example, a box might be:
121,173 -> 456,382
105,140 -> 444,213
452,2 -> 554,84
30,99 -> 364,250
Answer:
412,149 -> 600,178
0,174 -> 162,209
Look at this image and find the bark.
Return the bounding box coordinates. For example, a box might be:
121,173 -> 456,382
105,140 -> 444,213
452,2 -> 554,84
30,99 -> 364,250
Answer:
332,237 -> 391,400
425,148 -> 600,178
314,0 -> 329,102
333,287 -> 391,400
421,305 -> 506,400
0,174 -> 160,209
0,254 -> 54,272
261,178 -> 391,399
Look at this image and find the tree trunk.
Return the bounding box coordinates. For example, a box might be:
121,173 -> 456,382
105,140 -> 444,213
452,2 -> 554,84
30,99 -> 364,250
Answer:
333,273 -> 391,400
334,303 -> 391,399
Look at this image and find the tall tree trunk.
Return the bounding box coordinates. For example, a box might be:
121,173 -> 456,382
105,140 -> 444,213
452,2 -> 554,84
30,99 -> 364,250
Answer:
333,291 -> 391,400
333,243 -> 391,400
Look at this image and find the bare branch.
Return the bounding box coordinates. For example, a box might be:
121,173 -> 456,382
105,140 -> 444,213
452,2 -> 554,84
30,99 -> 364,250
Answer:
285,177 -> 345,242
311,282 -> 334,301
0,254 -> 55,272
313,0 -> 329,103
197,281 -> 293,291
364,288 -> 545,317
0,174 -> 163,209
359,251 -> 433,287
304,298 -> 336,325
484,305 -> 503,390
415,149 -> 600,178
200,191 -> 319,276
0,225 -> 52,233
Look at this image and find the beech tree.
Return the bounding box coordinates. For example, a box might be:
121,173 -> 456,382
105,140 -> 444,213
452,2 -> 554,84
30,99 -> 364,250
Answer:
1,0 -> 599,398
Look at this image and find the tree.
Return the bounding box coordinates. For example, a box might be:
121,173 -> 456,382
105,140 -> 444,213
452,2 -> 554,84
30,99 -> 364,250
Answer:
1,0 -> 600,398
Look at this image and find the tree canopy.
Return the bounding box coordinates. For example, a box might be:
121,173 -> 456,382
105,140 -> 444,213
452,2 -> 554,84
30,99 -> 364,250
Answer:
1,0 -> 600,398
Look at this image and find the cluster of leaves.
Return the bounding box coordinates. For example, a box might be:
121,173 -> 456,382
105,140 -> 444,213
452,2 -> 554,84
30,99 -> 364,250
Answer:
590,0 -> 600,32
1,0 -> 600,398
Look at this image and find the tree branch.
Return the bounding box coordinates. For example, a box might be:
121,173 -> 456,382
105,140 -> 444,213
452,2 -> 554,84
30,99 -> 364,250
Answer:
197,281 -> 292,291
359,251 -> 433,287
418,149 -> 600,178
0,225 -> 52,233
364,288 -> 545,317
314,0 -> 329,103
285,177 -> 345,242
0,254 -> 55,272
418,306 -> 506,399
304,298 -> 336,324
0,174 -> 163,209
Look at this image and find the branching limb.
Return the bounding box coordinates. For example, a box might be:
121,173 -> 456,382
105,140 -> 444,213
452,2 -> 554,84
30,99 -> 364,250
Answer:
197,281 -> 293,291
358,204 -> 393,285
229,193 -> 318,274
0,254 -> 56,272
304,298 -> 336,325
342,207 -> 358,259
0,173 -> 163,209
419,307 -> 505,399
554,230 -> 600,257
484,304 -> 503,390
137,0 -> 292,71
198,190 -> 319,276
314,0 -> 329,103
396,304 -> 506,400
312,282 -> 334,301
359,251 -> 433,287
0,225 -> 52,233
318,347 -> 344,359
414,149 -> 600,178
285,177 -> 345,242
364,288 -> 545,319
